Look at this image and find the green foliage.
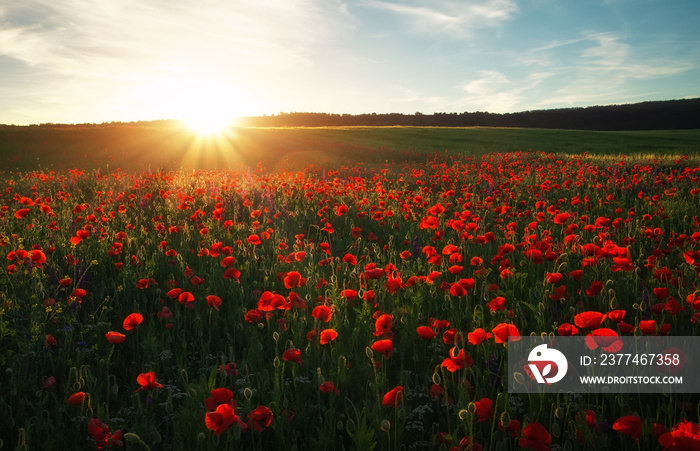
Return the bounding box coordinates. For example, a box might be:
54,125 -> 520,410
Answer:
0,142 -> 698,449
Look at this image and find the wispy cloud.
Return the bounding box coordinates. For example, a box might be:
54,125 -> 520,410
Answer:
0,0 -> 356,121
532,32 -> 696,107
455,70 -> 522,113
361,0 -> 517,37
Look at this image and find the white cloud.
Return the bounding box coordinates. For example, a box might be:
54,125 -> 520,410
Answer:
0,0 -> 357,122
533,32 -> 695,107
361,0 -> 517,37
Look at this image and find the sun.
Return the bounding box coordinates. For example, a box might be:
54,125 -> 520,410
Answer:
179,84 -> 241,135
182,110 -> 234,135
134,71 -> 256,135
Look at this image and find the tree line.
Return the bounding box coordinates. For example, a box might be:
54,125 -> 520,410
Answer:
2,98 -> 699,131
236,98 -> 700,130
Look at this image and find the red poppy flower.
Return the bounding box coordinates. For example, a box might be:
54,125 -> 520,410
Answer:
468,328 -> 492,345
220,256 -> 235,268
545,272 -> 562,283
66,391 -> 86,405
371,339 -> 394,359
286,292 -> 305,309
319,328 -> 338,345
123,313 -> 143,331
568,269 -> 583,281
653,287 -> 669,301
613,415 -> 642,442
364,268 -> 384,279
205,403 -> 239,436
30,250 -> 46,267
319,381 -> 339,395
557,323 -> 579,336
639,319 -> 656,335
486,296 -> 507,312
342,253 -> 357,265
373,314 -> 392,336
658,420 -> 700,450
178,291 -> 195,305
382,386 -> 403,408
311,305 -> 332,322
14,208 -> 30,219
206,295 -> 222,310
607,309 -> 626,323
250,406 -> 273,432
44,334 -> 57,347
282,348 -> 303,365
442,328 -> 461,345
257,291 -> 285,311
457,278 -> 476,290
105,331 -> 126,344
386,273 -> 402,293
284,271 -> 302,289
341,289 -> 357,300
518,422 -> 552,451
223,268 -> 241,280
574,311 -> 606,329
135,371 -> 163,391
165,288 -> 183,299
553,212 -> 570,225
500,419 -> 521,439
448,265 -> 463,275
492,323 -> 520,343
450,283 -> 467,297
441,347 -> 473,372
205,388 -> 235,411
416,326 -> 437,340
585,281 -> 604,297
157,306 -> 173,319
584,328 -> 623,352
247,234 -> 261,245
474,397 -> 493,422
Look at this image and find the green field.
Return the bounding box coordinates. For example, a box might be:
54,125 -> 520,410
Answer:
1,125 -> 700,449
1,125 -> 699,172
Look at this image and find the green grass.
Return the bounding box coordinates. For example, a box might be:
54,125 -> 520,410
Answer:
1,125 -> 699,173
0,127 -> 699,449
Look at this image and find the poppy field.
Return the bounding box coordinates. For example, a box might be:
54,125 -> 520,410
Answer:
1,143 -> 700,450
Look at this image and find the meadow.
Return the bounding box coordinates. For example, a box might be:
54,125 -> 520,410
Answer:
0,126 -> 699,449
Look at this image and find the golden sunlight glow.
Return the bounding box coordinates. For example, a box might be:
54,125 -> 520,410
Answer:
134,69 -> 258,135
182,111 -> 233,135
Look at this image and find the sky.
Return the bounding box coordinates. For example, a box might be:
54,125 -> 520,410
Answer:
0,0 -> 698,125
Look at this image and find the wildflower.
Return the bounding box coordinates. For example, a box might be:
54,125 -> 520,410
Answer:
66,391 -> 86,405
204,388 -> 236,411
311,305 -> 332,322
371,339 -> 393,359
282,348 -> 302,365
612,415 -> 642,442
518,422 -> 551,450
382,386 -> 403,408
205,404 -> 239,436
492,323 -> 520,343
206,295 -> 222,310
122,313 -> 143,331
105,331 -> 126,344
135,371 -> 163,391
319,381 -> 340,395
249,406 -> 273,432
416,326 -> 437,340
319,329 -> 338,345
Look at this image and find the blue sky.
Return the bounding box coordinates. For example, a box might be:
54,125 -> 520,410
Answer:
0,0 -> 698,125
